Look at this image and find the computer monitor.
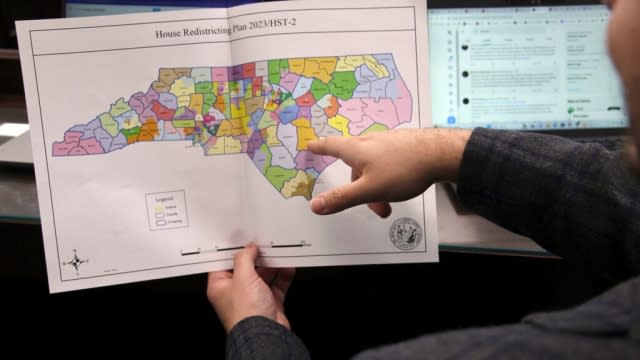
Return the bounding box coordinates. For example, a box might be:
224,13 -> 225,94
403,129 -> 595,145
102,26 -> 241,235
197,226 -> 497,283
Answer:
428,0 -> 626,133
64,0 -> 260,18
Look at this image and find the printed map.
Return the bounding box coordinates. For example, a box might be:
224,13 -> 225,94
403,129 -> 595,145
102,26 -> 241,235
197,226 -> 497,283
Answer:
51,54 -> 413,199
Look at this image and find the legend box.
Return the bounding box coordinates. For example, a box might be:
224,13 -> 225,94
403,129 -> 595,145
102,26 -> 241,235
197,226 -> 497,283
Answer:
145,190 -> 189,231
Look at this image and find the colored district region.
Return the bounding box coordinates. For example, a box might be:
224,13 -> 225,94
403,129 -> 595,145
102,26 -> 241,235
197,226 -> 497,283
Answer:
51,55 -> 413,200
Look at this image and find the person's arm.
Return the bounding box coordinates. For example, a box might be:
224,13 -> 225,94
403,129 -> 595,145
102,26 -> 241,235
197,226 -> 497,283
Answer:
457,128 -> 640,282
308,127 -> 640,282
307,128 -> 471,217
226,316 -> 310,360
207,244 -> 311,360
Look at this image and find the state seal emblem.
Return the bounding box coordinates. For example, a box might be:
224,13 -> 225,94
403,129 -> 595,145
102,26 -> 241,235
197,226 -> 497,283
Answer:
389,217 -> 423,251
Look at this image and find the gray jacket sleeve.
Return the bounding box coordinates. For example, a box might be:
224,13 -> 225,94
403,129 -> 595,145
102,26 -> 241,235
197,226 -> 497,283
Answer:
457,128 -> 640,282
227,316 -> 311,360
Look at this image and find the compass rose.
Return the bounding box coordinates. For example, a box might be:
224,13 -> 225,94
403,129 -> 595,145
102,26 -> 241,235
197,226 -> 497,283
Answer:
62,249 -> 88,275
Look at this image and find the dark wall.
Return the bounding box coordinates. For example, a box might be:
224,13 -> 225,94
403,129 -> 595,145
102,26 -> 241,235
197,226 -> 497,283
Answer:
0,2 -> 62,96
1,59 -> 22,96
0,1 -> 62,48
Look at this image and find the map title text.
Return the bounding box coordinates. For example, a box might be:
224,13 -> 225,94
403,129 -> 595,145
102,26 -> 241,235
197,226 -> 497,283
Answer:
155,17 -> 297,39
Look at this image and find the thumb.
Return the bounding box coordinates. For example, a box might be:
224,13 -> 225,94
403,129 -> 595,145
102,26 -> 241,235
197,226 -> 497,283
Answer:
310,177 -> 377,215
233,243 -> 259,281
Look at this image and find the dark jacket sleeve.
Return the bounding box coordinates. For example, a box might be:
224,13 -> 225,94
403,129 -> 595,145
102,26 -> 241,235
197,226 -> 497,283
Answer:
457,128 -> 640,283
226,316 -> 311,360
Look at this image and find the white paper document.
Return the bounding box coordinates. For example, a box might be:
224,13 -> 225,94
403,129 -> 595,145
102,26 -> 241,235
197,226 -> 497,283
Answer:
16,0 -> 437,292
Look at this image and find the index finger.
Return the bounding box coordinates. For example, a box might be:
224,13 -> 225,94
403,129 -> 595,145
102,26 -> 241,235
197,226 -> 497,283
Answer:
307,136 -> 352,160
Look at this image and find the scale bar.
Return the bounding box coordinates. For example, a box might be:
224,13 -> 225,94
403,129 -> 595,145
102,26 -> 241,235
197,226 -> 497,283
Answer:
181,243 -> 308,256
217,246 -> 245,252
181,251 -> 200,256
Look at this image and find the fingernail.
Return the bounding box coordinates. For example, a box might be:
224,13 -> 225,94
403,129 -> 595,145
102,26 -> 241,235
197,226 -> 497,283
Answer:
310,197 -> 326,214
309,136 -> 324,145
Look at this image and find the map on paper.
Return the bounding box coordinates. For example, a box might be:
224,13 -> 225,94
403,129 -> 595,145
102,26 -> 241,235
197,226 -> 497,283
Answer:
51,55 -> 412,199
17,0 -> 437,293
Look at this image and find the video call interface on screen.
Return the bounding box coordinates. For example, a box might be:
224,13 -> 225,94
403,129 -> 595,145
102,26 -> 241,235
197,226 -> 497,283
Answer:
429,4 -> 626,131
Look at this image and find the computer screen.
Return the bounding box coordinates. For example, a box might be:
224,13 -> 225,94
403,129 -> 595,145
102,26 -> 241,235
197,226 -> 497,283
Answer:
428,4 -> 627,131
64,0 -> 259,17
